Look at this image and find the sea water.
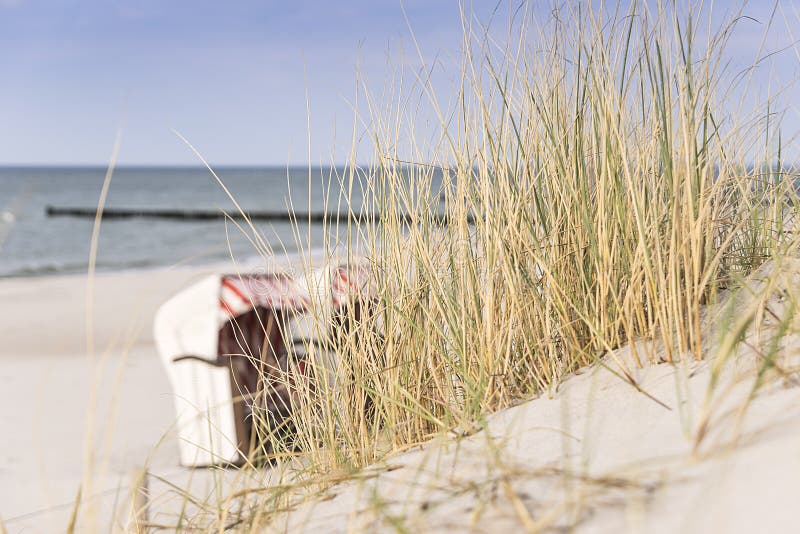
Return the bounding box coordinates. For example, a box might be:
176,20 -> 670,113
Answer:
0,166 -> 367,277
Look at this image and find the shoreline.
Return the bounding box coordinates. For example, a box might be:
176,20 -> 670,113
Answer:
0,243 -> 347,280
0,254 -> 269,281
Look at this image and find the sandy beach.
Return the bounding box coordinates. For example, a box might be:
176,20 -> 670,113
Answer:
3,0 -> 798,532
2,258 -> 800,532
0,265 -> 213,530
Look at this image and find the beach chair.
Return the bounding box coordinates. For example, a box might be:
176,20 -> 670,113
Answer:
154,262 -> 370,467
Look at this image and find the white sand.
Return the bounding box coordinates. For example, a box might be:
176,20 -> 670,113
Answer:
2,259 -> 799,532
271,351 -> 800,533
0,265 -> 224,531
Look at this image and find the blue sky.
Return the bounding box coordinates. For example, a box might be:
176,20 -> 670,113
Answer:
0,0 -> 472,166
0,0 -> 797,166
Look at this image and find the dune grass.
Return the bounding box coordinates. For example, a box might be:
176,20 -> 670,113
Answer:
128,0 -> 800,530
263,0 -> 799,467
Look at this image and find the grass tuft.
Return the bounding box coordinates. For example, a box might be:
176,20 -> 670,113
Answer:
150,1 -> 800,530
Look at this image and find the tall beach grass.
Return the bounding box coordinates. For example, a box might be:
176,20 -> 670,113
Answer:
146,0 -> 800,529
268,0 -> 800,465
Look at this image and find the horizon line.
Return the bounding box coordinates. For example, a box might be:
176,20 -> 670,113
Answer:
0,162 -> 368,169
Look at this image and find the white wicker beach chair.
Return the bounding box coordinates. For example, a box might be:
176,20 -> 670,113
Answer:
153,261 -> 371,467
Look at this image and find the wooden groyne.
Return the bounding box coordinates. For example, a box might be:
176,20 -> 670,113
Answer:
45,206 -> 474,224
